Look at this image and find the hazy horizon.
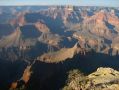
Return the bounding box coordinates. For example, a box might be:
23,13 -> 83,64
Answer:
0,0 -> 119,7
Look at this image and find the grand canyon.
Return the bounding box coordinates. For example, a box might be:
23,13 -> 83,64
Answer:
0,6 -> 119,90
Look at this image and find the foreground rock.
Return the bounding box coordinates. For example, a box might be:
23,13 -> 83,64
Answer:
63,67 -> 119,90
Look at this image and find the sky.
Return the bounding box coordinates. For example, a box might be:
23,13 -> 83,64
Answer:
0,0 -> 119,7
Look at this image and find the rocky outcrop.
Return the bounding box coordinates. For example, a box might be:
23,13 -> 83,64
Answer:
17,12 -> 26,26
87,68 -> 119,90
37,43 -> 82,63
38,33 -> 61,46
63,67 -> 119,90
10,65 -> 32,89
73,31 -> 105,52
109,36 -> 119,55
82,10 -> 118,39
9,12 -> 26,26
0,27 -> 21,48
43,6 -> 82,25
10,60 -> 36,90
35,22 -> 50,33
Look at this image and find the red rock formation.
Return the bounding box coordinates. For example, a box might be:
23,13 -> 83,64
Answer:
17,12 -> 26,26
9,12 -> 26,26
10,65 -> 32,89
22,66 -> 32,83
38,43 -> 87,63
35,22 -> 49,33
108,15 -> 119,26
0,27 -> 21,48
84,10 -> 119,28
82,10 -> 119,40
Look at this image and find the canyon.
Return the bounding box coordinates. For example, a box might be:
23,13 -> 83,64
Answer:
0,6 -> 119,90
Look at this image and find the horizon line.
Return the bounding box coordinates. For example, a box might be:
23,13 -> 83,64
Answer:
0,4 -> 118,8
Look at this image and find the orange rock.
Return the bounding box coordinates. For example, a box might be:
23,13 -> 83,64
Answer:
35,22 -> 49,33
22,66 -> 32,83
10,82 -> 18,89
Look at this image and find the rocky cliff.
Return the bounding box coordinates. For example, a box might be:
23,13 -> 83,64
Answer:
63,67 -> 119,90
0,27 -> 21,48
37,43 -> 80,63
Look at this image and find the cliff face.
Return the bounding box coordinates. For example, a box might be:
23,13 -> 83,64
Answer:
82,10 -> 118,39
10,65 -> 32,89
73,31 -> 105,51
1,6 -> 119,55
0,27 -> 21,48
0,24 -> 15,38
38,33 -> 61,47
63,67 -> 119,90
35,22 -> 50,33
37,43 -> 79,63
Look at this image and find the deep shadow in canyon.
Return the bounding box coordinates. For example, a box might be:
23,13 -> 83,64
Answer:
0,49 -> 119,90
1,51 -> 118,90
26,52 -> 119,90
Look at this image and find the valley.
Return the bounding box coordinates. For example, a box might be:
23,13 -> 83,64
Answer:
0,6 -> 119,90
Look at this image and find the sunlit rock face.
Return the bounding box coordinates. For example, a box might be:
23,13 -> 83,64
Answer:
35,21 -> 50,33
73,31 -> 105,52
0,27 -> 21,48
63,68 -> 119,90
38,33 -> 61,47
87,68 -> 119,90
37,43 -> 79,63
17,12 -> 26,26
82,10 -> 118,39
